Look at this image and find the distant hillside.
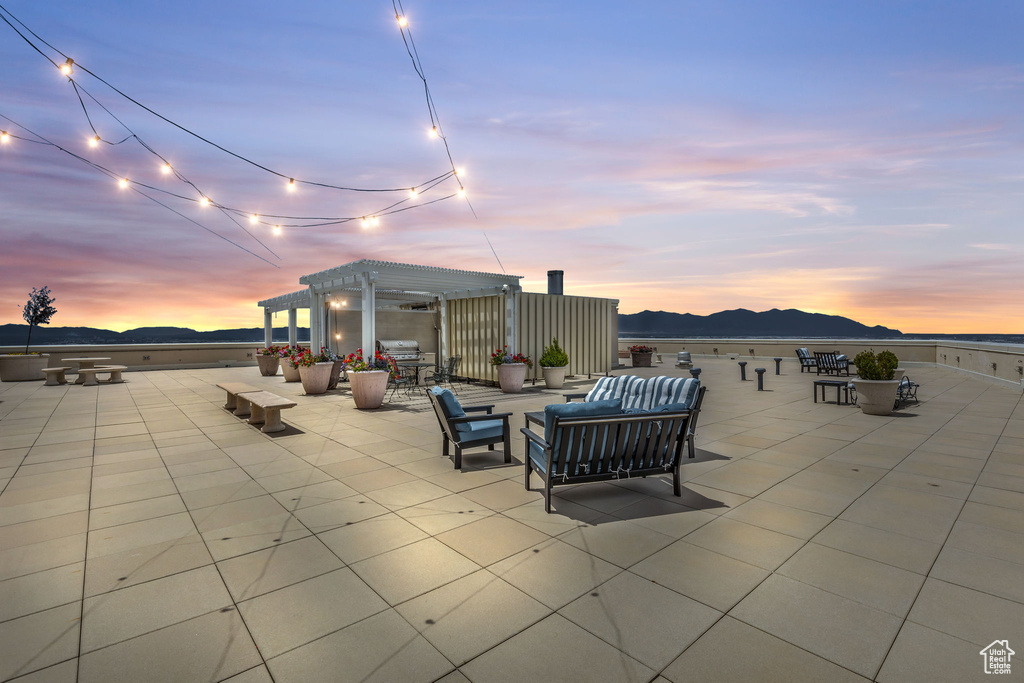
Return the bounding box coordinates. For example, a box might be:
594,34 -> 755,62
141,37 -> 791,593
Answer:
618,308 -> 902,338
0,324 -> 310,346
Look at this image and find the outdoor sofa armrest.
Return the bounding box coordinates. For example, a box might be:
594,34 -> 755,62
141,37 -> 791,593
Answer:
449,412 -> 512,424
520,427 -> 550,449
463,404 -> 494,414
564,393 -> 588,403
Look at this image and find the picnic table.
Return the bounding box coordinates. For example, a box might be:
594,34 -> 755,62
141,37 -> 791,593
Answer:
62,357 -> 112,384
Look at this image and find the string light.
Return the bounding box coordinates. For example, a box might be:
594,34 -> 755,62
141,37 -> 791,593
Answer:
457,187 -> 466,197
409,188 -> 418,198
455,167 -> 465,177
335,333 -> 341,340
272,224 -> 282,235
360,216 -> 369,228
428,126 -> 438,138
118,177 -> 129,189
0,131 -> 8,144
249,213 -> 258,224
161,162 -> 172,174
199,196 -> 210,207
88,135 -> 100,148
59,57 -> 73,76
370,215 -> 380,227
287,178 -> 296,191
397,14 -> 408,27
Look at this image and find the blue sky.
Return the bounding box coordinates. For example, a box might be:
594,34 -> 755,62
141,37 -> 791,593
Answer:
1,0 -> 1022,332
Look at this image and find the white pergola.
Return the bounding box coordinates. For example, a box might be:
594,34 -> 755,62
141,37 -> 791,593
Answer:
258,260 -> 523,356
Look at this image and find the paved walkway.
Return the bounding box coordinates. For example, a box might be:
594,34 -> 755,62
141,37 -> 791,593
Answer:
0,360 -> 1022,682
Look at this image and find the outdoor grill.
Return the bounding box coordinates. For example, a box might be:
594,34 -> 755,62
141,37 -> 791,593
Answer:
376,339 -> 422,361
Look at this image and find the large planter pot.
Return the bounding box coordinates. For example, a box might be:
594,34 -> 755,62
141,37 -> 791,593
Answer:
281,361 -> 301,382
852,378 -> 900,416
497,363 -> 528,394
350,370 -> 389,409
631,352 -> 653,368
299,362 -> 333,395
541,365 -> 568,389
256,355 -> 280,377
0,354 -> 50,382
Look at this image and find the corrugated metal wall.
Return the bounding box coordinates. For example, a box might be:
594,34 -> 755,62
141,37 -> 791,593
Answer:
447,293 -> 616,382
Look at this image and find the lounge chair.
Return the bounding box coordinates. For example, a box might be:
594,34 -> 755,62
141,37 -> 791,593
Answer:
894,375 -> 919,409
426,387 -> 511,469
814,351 -> 850,376
795,348 -> 817,372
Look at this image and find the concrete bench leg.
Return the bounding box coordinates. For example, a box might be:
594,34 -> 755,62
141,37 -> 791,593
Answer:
261,408 -> 286,433
81,372 -> 99,387
224,392 -> 238,411
248,403 -> 266,425
44,370 -> 67,386
234,396 -> 252,418
108,369 -> 124,383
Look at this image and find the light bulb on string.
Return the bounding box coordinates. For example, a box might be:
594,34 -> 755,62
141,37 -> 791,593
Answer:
409,188 -> 418,199
199,196 -> 210,207
397,15 -> 408,27
273,225 -> 282,235
249,213 -> 259,224
118,178 -> 129,189
360,216 -> 369,229
287,178 -> 296,192
457,187 -> 466,198
88,135 -> 100,148
370,215 -> 380,227
455,167 -> 465,177
428,126 -> 439,138
161,162 -> 172,175
0,131 -> 9,144
59,58 -> 74,76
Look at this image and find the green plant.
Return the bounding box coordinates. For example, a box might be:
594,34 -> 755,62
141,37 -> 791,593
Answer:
22,286 -> 57,353
853,350 -> 899,380
538,337 -> 569,368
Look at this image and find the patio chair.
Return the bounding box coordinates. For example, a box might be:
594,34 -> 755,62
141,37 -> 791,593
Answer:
430,355 -> 462,393
426,387 -> 512,469
894,375 -> 919,409
814,351 -> 850,376
387,365 -> 417,401
795,348 -> 817,373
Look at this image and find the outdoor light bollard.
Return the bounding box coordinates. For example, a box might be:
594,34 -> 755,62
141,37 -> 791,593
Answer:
738,361 -> 748,381
774,357 -> 782,374
755,367 -> 766,390
690,368 -> 702,379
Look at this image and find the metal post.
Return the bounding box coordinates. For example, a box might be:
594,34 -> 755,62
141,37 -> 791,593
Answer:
755,368 -> 766,390
774,357 -> 782,375
690,368 -> 701,379
360,272 -> 376,355
738,361 -> 748,381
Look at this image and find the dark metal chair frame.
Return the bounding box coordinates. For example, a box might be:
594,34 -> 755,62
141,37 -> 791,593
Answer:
430,355 -> 462,393
796,348 -> 817,373
814,351 -> 850,376
894,375 -> 919,409
387,365 -> 418,401
522,411 -> 695,513
426,389 -> 512,470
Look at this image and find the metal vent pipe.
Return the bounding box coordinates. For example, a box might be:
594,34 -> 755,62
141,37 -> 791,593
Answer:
547,270 -> 564,296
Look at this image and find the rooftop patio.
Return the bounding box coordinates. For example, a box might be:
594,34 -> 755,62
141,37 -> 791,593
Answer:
1,360 -> 1022,682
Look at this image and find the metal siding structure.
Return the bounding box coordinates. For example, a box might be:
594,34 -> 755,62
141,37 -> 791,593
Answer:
447,293 -> 616,382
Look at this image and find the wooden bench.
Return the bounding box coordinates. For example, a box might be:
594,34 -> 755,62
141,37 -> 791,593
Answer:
215,382 -> 263,416
238,391 -> 297,433
42,367 -> 71,386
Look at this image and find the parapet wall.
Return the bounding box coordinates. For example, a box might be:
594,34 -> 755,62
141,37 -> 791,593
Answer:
0,343 -> 309,371
619,338 -> 1024,389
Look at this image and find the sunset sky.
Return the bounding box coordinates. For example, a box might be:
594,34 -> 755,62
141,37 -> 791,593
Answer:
1,1 -> 1022,334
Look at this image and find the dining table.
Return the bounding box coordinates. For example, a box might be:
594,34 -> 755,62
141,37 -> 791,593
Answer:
62,357 -> 112,384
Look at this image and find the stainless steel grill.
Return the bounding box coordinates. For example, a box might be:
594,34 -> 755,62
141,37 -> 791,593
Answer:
376,339 -> 422,361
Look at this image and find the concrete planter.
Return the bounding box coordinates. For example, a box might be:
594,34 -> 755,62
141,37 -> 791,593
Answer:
350,370 -> 389,409
541,365 -> 568,389
299,362 -> 333,395
631,352 -> 653,368
256,355 -> 280,376
498,363 -> 528,393
0,354 -> 50,382
852,378 -> 900,415
281,360 -> 301,382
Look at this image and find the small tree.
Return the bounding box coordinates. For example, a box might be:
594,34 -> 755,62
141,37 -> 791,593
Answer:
22,286 -> 57,353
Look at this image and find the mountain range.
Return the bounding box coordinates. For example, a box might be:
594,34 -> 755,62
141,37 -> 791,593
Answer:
0,324 -> 310,346
618,308 -> 903,338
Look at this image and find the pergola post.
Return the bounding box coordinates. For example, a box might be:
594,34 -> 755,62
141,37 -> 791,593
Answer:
263,309 -> 273,348
307,286 -> 319,351
360,271 -> 376,354
438,294 -> 448,363
287,307 -> 297,348
504,287 -> 519,353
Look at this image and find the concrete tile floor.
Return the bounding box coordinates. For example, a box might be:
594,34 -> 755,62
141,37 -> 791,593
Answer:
0,359 -> 1022,682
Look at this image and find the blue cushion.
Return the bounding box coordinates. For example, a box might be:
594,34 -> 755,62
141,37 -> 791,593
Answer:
585,376 -> 642,403
430,387 -> 464,419
456,418 -> 502,436
543,399 -> 622,442
621,377 -> 700,413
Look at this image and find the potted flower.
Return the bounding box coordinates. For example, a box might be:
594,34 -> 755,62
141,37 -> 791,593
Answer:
1,286 -> 56,382
538,337 -> 570,389
851,350 -> 900,415
490,346 -> 533,393
294,347 -> 335,395
629,344 -> 655,368
280,347 -> 302,382
256,346 -> 281,376
344,348 -> 398,409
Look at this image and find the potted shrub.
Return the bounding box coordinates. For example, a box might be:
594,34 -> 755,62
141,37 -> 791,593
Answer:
256,346 -> 281,376
344,348 -> 398,409
294,347 -> 336,395
851,350 -> 900,415
629,344 -> 654,368
491,346 -> 533,393
539,337 -> 570,389
280,347 -> 302,382
1,286 -> 56,382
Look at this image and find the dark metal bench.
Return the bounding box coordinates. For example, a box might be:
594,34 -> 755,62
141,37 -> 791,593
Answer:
814,351 -> 850,376
522,410 -> 696,512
